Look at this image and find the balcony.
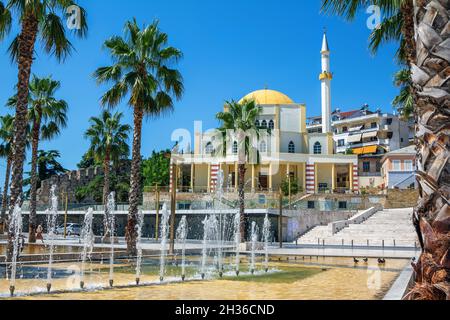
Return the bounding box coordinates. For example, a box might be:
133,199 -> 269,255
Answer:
359,172 -> 382,177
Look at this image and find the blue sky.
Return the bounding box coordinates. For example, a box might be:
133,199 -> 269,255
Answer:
0,0 -> 400,186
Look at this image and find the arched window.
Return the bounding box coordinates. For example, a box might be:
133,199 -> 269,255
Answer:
232,141 -> 238,154
255,120 -> 260,127
205,142 -> 214,155
268,120 -> 275,130
261,120 -> 268,128
314,142 -> 322,154
260,141 -> 267,153
288,141 -> 295,154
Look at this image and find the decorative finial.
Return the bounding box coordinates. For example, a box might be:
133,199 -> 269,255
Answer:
323,27 -> 327,34
264,84 -> 268,90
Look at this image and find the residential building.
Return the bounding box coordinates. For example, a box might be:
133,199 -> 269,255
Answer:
381,146 -> 417,189
307,107 -> 411,188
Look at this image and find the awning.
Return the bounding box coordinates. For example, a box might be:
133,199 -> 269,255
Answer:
347,134 -> 362,143
362,131 -> 378,139
352,146 -> 378,155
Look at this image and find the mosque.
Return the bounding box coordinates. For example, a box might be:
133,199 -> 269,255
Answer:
171,33 -> 359,195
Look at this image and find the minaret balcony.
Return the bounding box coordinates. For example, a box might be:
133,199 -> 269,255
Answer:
319,72 -> 333,80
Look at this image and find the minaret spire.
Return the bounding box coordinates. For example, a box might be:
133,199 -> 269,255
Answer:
321,29 -> 329,53
320,31 -> 332,134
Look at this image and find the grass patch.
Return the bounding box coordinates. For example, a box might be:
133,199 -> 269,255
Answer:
223,267 -> 324,284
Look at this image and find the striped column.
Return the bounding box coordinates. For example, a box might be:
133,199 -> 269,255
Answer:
210,163 -> 220,193
306,164 -> 316,194
352,164 -> 359,193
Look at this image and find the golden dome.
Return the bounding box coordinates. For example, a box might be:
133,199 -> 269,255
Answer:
239,89 -> 294,105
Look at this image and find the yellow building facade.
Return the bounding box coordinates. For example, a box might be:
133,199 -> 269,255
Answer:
170,34 -> 359,195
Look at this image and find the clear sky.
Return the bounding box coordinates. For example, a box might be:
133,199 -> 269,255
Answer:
0,0 -> 400,186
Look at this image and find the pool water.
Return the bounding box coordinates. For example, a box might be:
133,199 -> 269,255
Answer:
1,256 -> 409,300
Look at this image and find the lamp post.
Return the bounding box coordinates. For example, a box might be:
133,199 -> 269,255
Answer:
63,192 -> 68,239
155,184 -> 160,241
169,163 -> 178,255
166,150 -> 181,256
288,173 -> 292,210
279,188 -> 283,248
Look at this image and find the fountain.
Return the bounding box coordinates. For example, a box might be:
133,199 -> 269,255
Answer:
159,204 -> 170,282
8,202 -> 23,297
135,210 -> 144,285
263,214 -> 271,272
200,215 -> 218,280
79,208 -> 94,289
176,216 -> 188,281
233,211 -> 241,276
213,170 -> 226,277
46,185 -> 59,293
250,221 -> 259,275
200,216 -> 209,280
107,193 -> 116,287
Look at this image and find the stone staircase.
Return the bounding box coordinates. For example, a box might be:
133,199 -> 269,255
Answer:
296,208 -> 418,248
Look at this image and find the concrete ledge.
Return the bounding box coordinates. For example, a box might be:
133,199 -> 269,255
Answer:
383,262 -> 415,300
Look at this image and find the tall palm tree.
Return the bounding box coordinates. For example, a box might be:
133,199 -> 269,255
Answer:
0,114 -> 14,233
0,0 -> 87,224
321,0 -> 449,300
7,75 -> 68,243
404,0 -> 450,300
94,19 -> 183,255
216,99 -> 263,241
84,110 -> 131,235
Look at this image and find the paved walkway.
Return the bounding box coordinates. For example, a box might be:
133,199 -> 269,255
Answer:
266,246 -> 419,259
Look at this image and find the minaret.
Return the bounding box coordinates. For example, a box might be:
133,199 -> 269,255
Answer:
320,31 -> 332,134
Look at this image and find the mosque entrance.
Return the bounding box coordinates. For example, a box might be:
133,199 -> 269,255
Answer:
259,174 -> 268,190
336,164 -> 351,193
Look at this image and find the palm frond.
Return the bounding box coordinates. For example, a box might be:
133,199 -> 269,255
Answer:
40,12 -> 73,61
0,1 -> 12,40
369,12 -> 402,54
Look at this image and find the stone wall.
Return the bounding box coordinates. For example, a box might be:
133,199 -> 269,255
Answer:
37,166 -> 104,207
384,189 -> 419,209
284,209 -> 356,242
37,161 -> 131,207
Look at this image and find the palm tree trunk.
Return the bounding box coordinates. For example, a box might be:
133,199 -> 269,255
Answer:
401,0 -> 416,65
126,107 -> 144,256
7,14 -> 38,263
405,0 -> 450,300
0,155 -> 12,234
238,163 -> 246,242
29,113 -> 41,243
103,147 -> 111,237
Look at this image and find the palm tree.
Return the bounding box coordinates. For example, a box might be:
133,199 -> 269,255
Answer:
94,19 -> 183,255
321,0 -> 450,300
0,1 -> 87,224
404,0 -> 450,300
84,110 -> 131,235
7,75 -> 68,243
34,150 -> 66,182
392,69 -> 413,118
0,114 -> 14,233
216,99 -> 263,241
